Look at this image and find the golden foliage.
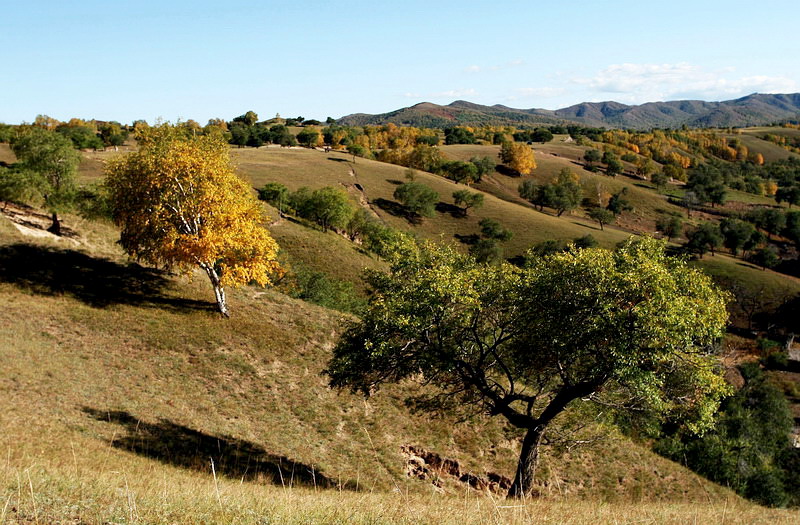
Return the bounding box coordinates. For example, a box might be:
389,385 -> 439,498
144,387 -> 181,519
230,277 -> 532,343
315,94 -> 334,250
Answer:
499,142 -> 536,175
105,125 -> 281,311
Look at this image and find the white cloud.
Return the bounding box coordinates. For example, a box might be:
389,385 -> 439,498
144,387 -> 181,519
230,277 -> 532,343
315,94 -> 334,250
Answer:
403,92 -> 422,98
572,63 -> 799,103
464,65 -> 481,73
430,88 -> 477,98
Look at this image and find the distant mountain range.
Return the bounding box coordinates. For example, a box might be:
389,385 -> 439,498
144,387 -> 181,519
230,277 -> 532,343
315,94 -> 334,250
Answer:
338,93 -> 800,130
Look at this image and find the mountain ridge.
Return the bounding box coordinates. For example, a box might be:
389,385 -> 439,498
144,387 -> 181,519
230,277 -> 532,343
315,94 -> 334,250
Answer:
338,93 -> 800,130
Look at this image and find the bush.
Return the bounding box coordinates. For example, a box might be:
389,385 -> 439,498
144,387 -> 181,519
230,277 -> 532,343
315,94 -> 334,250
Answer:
654,362 -> 795,507
290,266 -> 365,314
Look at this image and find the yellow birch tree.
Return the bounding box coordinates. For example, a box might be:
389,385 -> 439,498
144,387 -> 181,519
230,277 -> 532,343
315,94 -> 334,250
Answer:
499,141 -> 536,175
105,124 -> 280,317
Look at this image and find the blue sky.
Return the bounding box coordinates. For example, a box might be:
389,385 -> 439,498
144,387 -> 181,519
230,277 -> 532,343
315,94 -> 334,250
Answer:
2,0 -> 799,124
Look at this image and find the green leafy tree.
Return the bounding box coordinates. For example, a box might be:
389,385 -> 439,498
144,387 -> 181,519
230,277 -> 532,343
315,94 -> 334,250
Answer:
687,165 -> 727,207
229,122 -> 250,147
469,155 -> 495,181
664,163 -> 686,182
326,238 -> 730,498
602,152 -> 624,177
347,143 -> 367,162
345,208 -> 374,242
452,189 -> 484,216
518,180 -> 545,211
258,182 -> 291,216
393,182 -> 439,219
775,186 -> 800,208
469,238 -> 502,264
655,363 -> 794,507
531,128 -> 554,143
656,215 -> 683,242
750,208 -> 787,240
573,234 -> 598,249
233,110 -> 258,126
0,123 -> 14,143
636,158 -> 657,179
479,218 -> 512,241
56,125 -> 104,150
784,211 -> 800,248
105,124 -> 281,317
0,166 -> 40,207
98,121 -> 128,150
549,168 -> 583,217
588,207 -> 615,231
606,188 -> 633,216
719,218 -> 756,256
583,149 -> 602,169
406,144 -> 444,173
686,222 -> 723,258
306,187 -> 354,232
651,171 -> 669,192
440,160 -> 479,184
444,127 -> 476,145
11,127 -> 80,235
296,128 -> 321,148
751,246 -> 779,270
269,125 -> 297,147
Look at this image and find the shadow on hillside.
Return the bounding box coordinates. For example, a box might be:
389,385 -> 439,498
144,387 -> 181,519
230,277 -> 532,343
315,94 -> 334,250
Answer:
326,157 -> 349,163
83,408 -> 345,489
435,202 -> 462,218
495,165 -> 521,178
570,221 -> 599,231
0,243 -> 214,313
373,198 -> 422,224
454,233 -> 479,246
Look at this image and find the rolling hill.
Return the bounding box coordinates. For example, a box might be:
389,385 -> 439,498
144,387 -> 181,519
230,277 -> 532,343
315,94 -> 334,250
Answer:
4,208 -> 792,523
2,131 -> 800,521
338,93 -> 800,130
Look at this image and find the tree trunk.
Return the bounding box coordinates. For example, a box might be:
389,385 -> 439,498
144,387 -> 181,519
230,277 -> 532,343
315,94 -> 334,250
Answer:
201,263 -> 230,317
47,212 -> 62,236
507,425 -> 545,498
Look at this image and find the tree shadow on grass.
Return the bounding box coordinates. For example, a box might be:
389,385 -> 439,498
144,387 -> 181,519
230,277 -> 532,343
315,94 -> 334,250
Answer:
83,408 -> 347,489
454,233 -> 479,246
372,198 -> 422,225
495,165 -> 521,178
326,157 -> 349,163
569,221 -> 603,231
0,243 -> 214,313
435,201 -> 463,218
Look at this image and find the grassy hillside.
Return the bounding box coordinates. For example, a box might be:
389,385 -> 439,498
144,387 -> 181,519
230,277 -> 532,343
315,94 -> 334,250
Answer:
720,132 -> 799,163
227,145 -> 800,305
233,146 -> 632,255
4,207 -> 797,522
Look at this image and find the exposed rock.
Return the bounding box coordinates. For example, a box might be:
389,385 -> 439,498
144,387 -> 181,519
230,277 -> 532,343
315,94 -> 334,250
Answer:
400,445 -> 511,494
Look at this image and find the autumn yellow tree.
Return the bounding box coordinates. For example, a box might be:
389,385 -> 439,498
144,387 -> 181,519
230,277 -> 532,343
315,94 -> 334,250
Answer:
499,141 -> 536,175
105,124 -> 280,317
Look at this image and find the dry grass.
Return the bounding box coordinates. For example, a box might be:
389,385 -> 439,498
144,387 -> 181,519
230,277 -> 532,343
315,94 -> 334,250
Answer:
440,143 -> 688,234
2,214 -> 789,522
2,454 -> 797,525
0,143 -> 15,165
233,146 -> 632,257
